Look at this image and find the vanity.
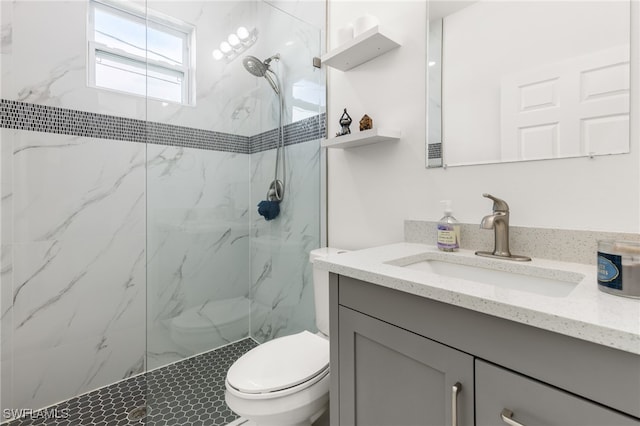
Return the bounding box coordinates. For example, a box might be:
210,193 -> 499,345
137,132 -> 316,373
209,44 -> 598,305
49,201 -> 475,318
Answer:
315,244 -> 640,426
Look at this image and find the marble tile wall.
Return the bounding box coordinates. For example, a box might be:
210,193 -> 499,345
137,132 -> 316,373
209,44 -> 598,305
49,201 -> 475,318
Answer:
0,123 -> 323,415
146,145 -> 251,369
247,3 -> 323,344
250,139 -> 321,343
1,4 -> 13,413
146,0 -> 263,136
1,0 -> 262,136
2,1 -> 145,119
1,0 -> 324,135
1,0 -> 325,418
0,1 -> 135,413
2,129 -> 147,414
0,120 -> 324,414
252,1 -> 326,134
1,129 -> 14,422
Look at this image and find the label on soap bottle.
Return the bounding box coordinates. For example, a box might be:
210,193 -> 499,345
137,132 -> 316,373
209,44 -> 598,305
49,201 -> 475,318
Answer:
597,252 -> 622,290
437,224 -> 460,250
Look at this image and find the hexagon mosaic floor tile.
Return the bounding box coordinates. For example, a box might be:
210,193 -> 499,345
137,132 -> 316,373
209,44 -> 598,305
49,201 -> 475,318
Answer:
4,338 -> 257,426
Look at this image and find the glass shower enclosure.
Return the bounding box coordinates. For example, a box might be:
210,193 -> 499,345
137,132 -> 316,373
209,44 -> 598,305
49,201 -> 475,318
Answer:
0,0 -> 324,423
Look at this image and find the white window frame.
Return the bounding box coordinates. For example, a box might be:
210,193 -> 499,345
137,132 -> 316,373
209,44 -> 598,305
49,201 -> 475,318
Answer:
88,0 -> 196,105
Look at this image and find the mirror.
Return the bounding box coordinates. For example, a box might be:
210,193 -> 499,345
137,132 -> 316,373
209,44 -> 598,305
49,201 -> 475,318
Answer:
427,0 -> 631,168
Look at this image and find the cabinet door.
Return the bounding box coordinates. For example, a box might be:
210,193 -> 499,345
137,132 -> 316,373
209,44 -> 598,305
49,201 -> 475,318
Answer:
338,306 -> 474,426
476,360 -> 640,426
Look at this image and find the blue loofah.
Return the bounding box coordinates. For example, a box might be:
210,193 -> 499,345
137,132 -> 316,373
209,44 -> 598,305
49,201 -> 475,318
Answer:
257,200 -> 281,221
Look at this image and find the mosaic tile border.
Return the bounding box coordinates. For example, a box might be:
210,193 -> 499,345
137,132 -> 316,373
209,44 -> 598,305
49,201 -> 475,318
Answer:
427,142 -> 442,160
249,113 -> 326,154
147,121 -> 249,153
0,100 -> 326,154
426,142 -> 443,168
2,338 -> 258,426
1,99 -> 148,143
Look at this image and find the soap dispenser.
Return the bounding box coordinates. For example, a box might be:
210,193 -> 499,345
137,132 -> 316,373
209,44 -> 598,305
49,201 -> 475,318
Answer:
437,200 -> 460,252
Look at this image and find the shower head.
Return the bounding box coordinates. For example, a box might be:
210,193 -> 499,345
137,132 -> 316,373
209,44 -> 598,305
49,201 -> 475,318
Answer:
242,55 -> 268,77
242,54 -> 282,95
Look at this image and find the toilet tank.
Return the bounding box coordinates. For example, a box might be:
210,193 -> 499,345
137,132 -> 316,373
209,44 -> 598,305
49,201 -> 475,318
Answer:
309,248 -> 348,336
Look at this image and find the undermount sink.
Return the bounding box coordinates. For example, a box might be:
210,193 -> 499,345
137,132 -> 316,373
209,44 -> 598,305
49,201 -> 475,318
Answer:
397,257 -> 584,298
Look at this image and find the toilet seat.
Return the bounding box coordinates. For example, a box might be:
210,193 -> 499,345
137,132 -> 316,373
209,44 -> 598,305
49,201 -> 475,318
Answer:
226,331 -> 329,398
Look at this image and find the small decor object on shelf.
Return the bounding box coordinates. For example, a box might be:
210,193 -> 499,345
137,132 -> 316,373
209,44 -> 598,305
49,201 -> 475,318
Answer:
359,114 -> 373,131
336,108 -> 353,137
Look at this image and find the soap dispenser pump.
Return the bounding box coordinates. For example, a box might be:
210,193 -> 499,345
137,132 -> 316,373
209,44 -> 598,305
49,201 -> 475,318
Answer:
437,200 -> 460,252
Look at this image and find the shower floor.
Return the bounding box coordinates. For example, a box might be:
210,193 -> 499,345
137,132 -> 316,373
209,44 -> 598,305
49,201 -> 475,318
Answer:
4,338 -> 257,426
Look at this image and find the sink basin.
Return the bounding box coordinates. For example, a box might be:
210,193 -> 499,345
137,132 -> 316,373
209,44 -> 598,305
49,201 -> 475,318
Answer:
401,259 -> 583,298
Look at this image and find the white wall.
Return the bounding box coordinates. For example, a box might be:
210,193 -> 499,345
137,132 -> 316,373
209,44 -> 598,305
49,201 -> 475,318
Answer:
327,1 -> 640,251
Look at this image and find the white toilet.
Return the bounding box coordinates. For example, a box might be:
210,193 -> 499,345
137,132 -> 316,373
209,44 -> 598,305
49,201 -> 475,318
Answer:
225,248 -> 346,426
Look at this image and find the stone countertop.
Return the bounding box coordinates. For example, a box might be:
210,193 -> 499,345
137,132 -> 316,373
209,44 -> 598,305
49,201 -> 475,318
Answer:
314,243 -> 640,355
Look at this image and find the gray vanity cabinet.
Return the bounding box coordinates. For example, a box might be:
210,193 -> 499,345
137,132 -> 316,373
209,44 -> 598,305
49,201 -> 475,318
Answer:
329,274 -> 640,426
337,306 -> 474,426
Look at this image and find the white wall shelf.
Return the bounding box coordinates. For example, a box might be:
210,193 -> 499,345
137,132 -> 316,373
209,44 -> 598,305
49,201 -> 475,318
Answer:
321,26 -> 401,71
322,128 -> 401,149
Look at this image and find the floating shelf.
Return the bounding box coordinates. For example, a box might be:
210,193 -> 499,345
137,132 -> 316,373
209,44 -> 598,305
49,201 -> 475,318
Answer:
322,128 -> 401,149
321,26 -> 401,71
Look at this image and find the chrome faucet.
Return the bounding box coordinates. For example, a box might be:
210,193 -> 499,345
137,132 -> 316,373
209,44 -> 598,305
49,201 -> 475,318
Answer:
475,193 -> 531,261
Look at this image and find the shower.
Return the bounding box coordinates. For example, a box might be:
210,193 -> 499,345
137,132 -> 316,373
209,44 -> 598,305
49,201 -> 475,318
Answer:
1,0 -> 324,421
243,54 -> 286,220
243,54 -> 281,95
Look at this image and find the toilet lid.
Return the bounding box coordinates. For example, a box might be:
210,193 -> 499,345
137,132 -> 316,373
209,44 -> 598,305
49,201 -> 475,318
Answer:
226,331 -> 329,394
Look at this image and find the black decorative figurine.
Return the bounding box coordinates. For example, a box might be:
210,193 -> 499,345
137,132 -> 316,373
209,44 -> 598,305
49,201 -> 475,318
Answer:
336,108 -> 352,137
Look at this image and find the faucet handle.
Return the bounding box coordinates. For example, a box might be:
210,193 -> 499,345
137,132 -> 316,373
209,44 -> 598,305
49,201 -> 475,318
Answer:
482,193 -> 509,212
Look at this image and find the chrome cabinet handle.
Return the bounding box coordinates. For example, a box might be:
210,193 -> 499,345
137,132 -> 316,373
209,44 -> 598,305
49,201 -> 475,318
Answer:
501,409 -> 526,426
452,382 -> 461,426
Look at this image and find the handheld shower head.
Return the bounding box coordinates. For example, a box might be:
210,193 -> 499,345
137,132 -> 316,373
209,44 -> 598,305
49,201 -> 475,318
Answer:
245,53 -> 286,215
242,56 -> 268,77
242,54 -> 281,95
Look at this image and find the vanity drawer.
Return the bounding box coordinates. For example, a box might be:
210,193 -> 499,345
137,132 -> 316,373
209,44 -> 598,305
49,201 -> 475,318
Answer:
475,359 -> 639,426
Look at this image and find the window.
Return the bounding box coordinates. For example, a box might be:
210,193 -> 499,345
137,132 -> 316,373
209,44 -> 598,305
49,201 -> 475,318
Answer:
88,0 -> 195,105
